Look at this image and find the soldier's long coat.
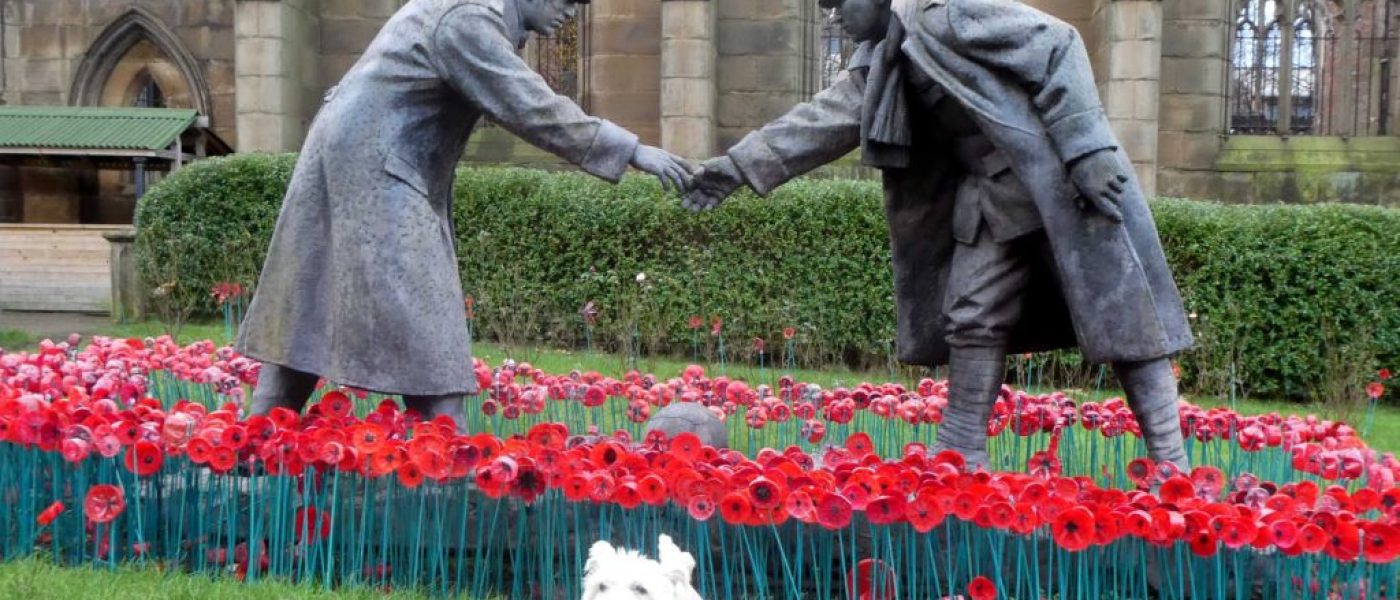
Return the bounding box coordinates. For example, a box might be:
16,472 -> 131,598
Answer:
728,0 -> 1194,366
237,0 -> 639,395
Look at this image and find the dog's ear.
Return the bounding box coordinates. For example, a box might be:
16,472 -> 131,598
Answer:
585,540 -> 618,576
657,534 -> 696,585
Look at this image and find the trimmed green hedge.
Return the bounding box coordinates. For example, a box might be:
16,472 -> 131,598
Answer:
135,154 -> 1399,401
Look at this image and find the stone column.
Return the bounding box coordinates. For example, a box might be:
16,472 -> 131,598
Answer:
234,0 -> 317,152
1092,0 -> 1163,197
660,0 -> 717,160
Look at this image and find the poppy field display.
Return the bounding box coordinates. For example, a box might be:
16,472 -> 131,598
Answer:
2,335 -> 1397,599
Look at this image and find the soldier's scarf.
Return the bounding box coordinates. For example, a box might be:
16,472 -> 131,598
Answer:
860,16 -> 913,170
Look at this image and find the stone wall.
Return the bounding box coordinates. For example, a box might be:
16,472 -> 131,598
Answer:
715,0 -> 811,149
0,0 -> 237,144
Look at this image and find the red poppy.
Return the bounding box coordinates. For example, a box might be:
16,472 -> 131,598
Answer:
1326,520 -> 1361,562
122,440 -> 163,477
1188,528 -> 1219,557
688,495 -> 716,521
747,476 -> 786,511
350,423 -> 386,455
968,575 -> 996,600
267,407 -> 300,430
1051,506 -> 1094,552
319,391 -> 353,418
84,484 -> 125,524
1190,466 -> 1226,497
396,462 -> 425,489
209,446 -> 237,474
1363,523 -> 1399,563
688,315 -> 703,330
1159,476 -> 1196,505
848,559 -> 895,600
637,474 -> 668,506
865,495 -> 907,526
1380,368 -> 1392,380
906,496 -> 945,533
1126,457 -> 1155,488
186,437 -> 213,464
816,493 -> 853,530
670,432 -> 702,462
845,432 -> 874,457
1367,382 -> 1385,400
37,501 -> 64,526
782,327 -> 797,340
1298,523 -> 1327,553
1270,520 -> 1299,550
563,474 -> 591,502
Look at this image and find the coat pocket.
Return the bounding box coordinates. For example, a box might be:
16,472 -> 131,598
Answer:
384,152 -> 431,199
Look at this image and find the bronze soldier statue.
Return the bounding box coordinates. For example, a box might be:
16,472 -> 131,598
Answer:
685,0 -> 1194,471
238,0 -> 694,430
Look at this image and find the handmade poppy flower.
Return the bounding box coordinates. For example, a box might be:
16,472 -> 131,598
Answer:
1190,466 -> 1226,498
1298,523 -> 1328,553
318,391 -> 353,418
1052,506 -> 1094,552
1126,457 -> 1155,488
637,474 -> 668,506
967,576 -> 996,600
669,432 -> 702,462
60,438 -> 90,464
719,491 -> 753,525
1362,523 -> 1399,563
1325,520 -> 1361,562
865,495 -> 907,526
1188,528 -> 1219,557
84,484 -> 125,524
396,462 -> 425,489
816,493 -> 853,530
688,495 -> 716,522
122,440 -> 163,477
511,464 -> 547,505
845,432 -> 874,457
37,501 -> 64,526
784,490 -> 817,523
1159,476 -> 1196,505
209,446 -> 237,474
747,476 -> 786,511
905,496 -> 945,534
586,473 -> 616,502
848,558 -> 895,600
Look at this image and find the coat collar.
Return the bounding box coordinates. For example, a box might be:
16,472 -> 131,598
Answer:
503,0 -> 529,50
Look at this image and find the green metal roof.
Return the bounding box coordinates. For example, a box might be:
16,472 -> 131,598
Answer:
0,106 -> 198,151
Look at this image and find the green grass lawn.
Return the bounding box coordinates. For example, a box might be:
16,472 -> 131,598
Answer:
0,558 -> 445,600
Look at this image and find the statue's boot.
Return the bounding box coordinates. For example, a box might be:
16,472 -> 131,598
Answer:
931,345 -> 1007,471
248,362 -> 319,415
1114,357 -> 1190,471
405,394 -> 469,434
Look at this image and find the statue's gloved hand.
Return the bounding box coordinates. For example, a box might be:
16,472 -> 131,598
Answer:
632,145 -> 697,194
681,156 -> 744,212
1068,149 -> 1128,223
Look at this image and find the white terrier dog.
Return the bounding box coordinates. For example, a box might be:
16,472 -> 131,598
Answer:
581,534 -> 703,600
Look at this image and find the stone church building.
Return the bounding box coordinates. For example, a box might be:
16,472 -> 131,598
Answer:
2,0 -> 1397,220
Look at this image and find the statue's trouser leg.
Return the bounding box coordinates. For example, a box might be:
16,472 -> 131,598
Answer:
249,362 -> 320,415
1113,358 -> 1190,471
403,394 -> 468,433
935,226 -> 1033,471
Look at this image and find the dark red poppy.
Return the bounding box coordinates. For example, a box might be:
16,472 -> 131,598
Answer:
967,575 -> 996,600
396,462 -> 425,489
1159,476 -> 1196,505
816,493 -> 853,530
1189,528 -> 1219,557
37,501 -> 64,526
845,432 -> 874,457
865,495 -> 907,526
84,484 -> 125,524
747,476 -> 786,511
848,558 -> 895,600
318,391 -> 352,418
122,440 -> 163,477
1052,506 -> 1094,552
1126,457 -> 1155,488
1362,523 -> 1399,563
719,491 -> 753,525
906,496 -> 945,534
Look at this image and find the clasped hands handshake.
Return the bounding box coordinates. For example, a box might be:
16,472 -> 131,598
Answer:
634,144 -> 1132,221
629,145 -> 746,212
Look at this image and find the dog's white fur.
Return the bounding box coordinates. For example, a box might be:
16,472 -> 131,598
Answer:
581,534 -> 703,600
